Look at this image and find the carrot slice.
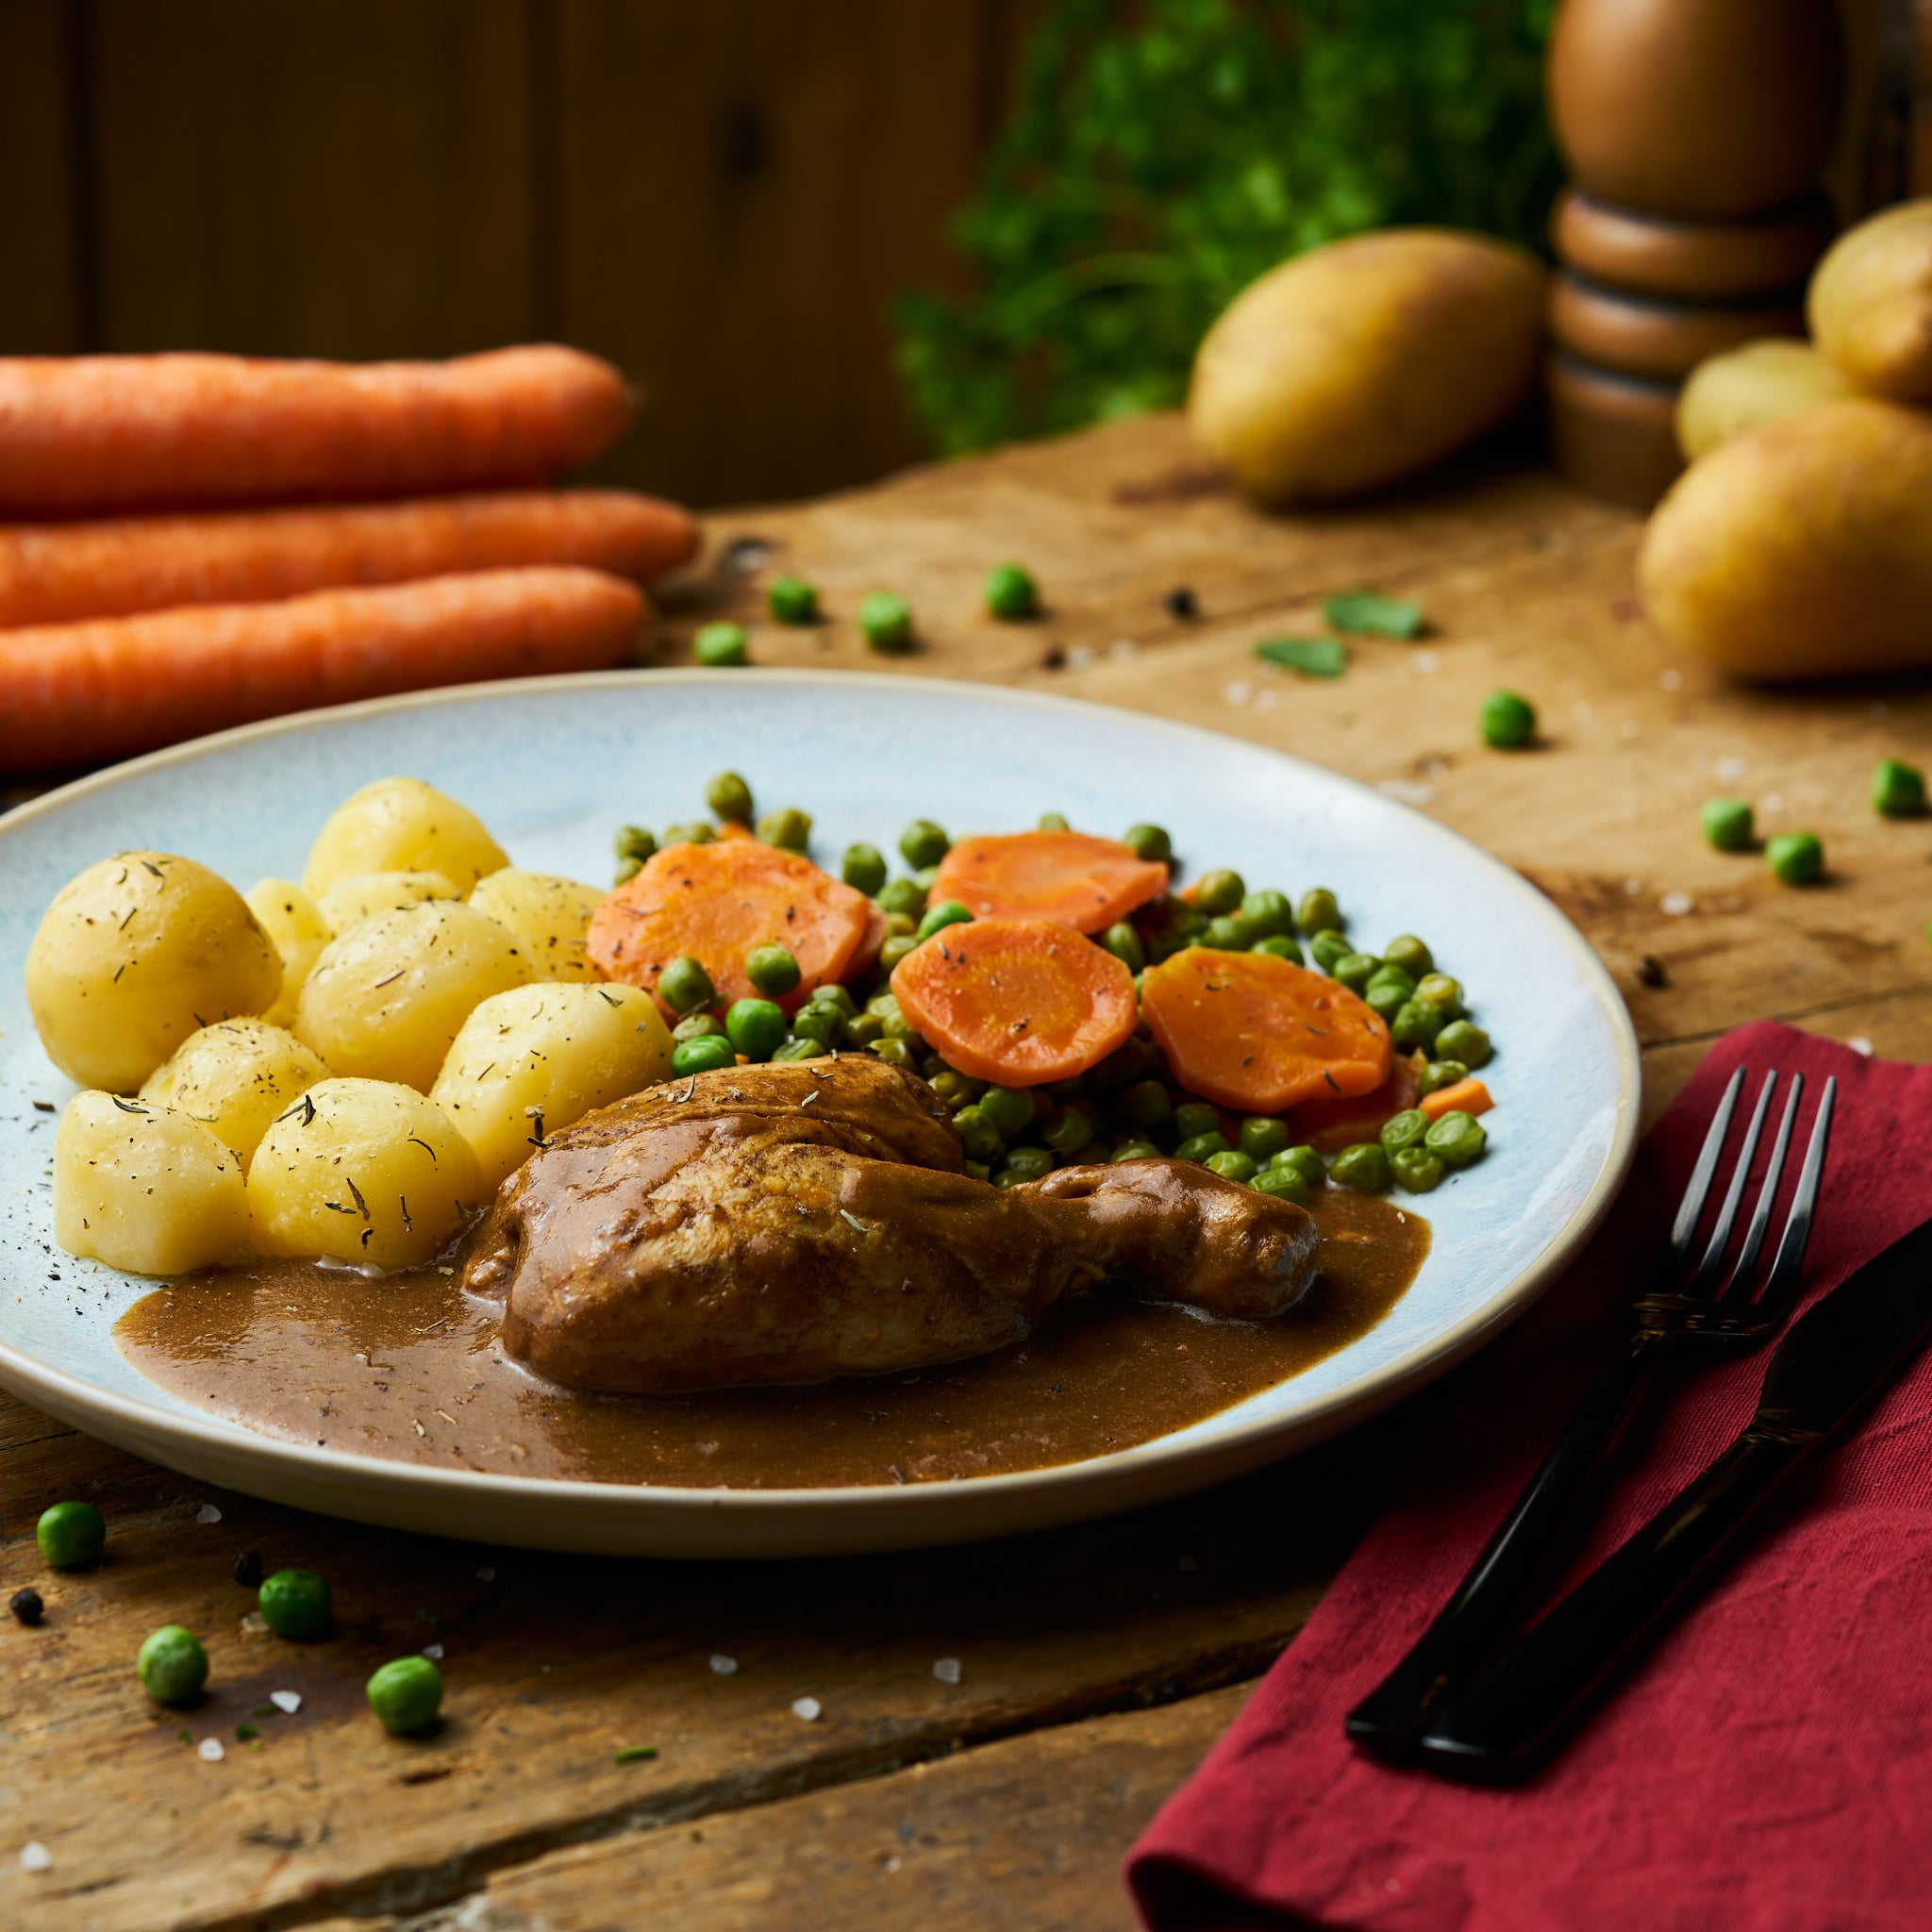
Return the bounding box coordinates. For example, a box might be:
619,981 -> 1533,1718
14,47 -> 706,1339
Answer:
848,899 -> 890,976
587,838 -> 873,1015
1140,946 -> 1391,1114
1292,1051 -> 1423,1154
1420,1076 -> 1493,1122
889,917 -> 1138,1086
929,831 -> 1167,935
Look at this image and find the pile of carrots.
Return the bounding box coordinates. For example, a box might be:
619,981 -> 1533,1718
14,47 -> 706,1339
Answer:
0,345 -> 699,774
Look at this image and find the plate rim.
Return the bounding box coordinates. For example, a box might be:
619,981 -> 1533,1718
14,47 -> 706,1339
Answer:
0,667 -> 1642,1535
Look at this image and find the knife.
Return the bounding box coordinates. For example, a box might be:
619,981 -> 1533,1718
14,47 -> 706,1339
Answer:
1412,1212 -> 1932,1783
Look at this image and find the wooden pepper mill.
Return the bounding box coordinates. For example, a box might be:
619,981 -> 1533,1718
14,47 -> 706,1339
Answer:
1545,0 -> 1846,506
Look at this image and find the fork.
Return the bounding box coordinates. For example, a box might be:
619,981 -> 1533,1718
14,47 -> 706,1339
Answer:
1345,1066 -> 1836,1759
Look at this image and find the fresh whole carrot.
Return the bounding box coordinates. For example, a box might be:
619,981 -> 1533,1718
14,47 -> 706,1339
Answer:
889,917 -> 1138,1086
0,490 -> 696,628
0,566 -> 642,774
1140,945 -> 1391,1114
1419,1076 -> 1493,1122
929,830 -> 1168,934
0,346 -> 630,517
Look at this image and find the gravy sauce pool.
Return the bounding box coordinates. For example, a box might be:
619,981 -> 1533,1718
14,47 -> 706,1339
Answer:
115,1192 -> 1427,1489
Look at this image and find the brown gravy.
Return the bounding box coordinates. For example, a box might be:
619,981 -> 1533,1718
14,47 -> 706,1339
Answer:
114,1192 -> 1427,1490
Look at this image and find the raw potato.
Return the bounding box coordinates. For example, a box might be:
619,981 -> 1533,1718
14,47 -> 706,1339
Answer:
139,1019 -> 331,1169
468,868 -> 606,982
1188,228 -> 1547,505
294,899 -> 535,1091
317,869 -> 458,933
25,851 -> 282,1092
300,775 -> 508,898
1675,340 -> 1859,460
431,981 -> 674,1187
1641,399 -> 1932,680
1808,199 -> 1932,402
55,1091 -> 249,1275
247,1077 -> 482,1268
244,878 -> 333,1028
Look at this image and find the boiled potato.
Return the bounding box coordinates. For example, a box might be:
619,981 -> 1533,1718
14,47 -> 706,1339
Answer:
468,869 -> 606,982
244,879 -> 333,1028
139,1019 -> 331,1170
247,1077 -> 482,1268
26,852 -> 282,1092
317,869 -> 459,934
1641,399 -> 1932,680
1808,199 -> 1932,402
1675,340 -> 1859,460
301,776 -> 508,898
294,900 -> 535,1091
55,1091 -> 249,1275
431,982 -> 674,1188
1189,228 -> 1546,505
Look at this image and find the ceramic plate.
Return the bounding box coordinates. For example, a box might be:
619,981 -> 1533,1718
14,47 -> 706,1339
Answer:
0,671 -> 1639,1557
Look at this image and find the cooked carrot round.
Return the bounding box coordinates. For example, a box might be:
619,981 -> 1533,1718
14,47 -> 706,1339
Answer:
889,916 -> 1138,1087
928,830 -> 1168,935
587,838 -> 873,1015
1140,946 -> 1391,1114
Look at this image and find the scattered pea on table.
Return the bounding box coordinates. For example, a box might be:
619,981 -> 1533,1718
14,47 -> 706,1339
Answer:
37,1500 -> 105,1569
1766,831 -> 1824,885
766,575 -> 819,625
984,563 -> 1041,620
858,591 -> 913,652
1479,691 -> 1537,749
693,621 -> 749,668
138,1625 -> 209,1706
258,1569 -> 332,1641
1872,759 -> 1925,818
1701,796 -> 1755,852
367,1656 -> 443,1736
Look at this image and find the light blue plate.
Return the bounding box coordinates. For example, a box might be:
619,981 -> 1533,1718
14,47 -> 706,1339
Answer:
0,671 -> 1639,1557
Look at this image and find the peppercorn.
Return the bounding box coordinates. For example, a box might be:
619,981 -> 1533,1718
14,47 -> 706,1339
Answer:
10,1588 -> 44,1626
231,1550 -> 264,1589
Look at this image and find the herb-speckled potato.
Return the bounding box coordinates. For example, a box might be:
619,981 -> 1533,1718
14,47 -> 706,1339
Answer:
55,1090 -> 250,1275
139,1019 -> 331,1170
1675,339 -> 1859,460
247,1077 -> 482,1268
430,982 -> 674,1188
26,852 -> 282,1092
468,869 -> 606,982
301,776 -> 508,899
316,869 -> 459,934
244,878 -> 333,1028
294,900 -> 535,1091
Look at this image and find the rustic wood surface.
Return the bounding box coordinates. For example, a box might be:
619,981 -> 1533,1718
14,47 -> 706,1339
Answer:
8,411 -> 1932,1930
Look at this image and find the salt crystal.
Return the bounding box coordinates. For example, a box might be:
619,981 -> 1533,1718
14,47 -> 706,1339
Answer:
269,1690 -> 302,1714
932,1657 -> 962,1685
475,1567 -> 496,1583
709,1654 -> 738,1676
422,1642 -> 445,1661
198,1738 -> 225,1762
1109,639 -> 1138,658
1761,792 -> 1784,813
1221,680 -> 1251,708
791,1696 -> 823,1722
884,1856 -> 902,1873
1620,720 -> 1641,740
195,1502 -> 223,1524
1848,1038 -> 1874,1057
240,1611 -> 269,1635
1660,892 -> 1693,917
1658,668 -> 1684,691
18,1842 -> 50,1874
1715,757 -> 1747,782
1377,778 -> 1435,807
1256,688 -> 1280,710
1411,651 -> 1440,675
1623,878 -> 1644,896
1571,700 -> 1594,723
1067,645 -> 1096,670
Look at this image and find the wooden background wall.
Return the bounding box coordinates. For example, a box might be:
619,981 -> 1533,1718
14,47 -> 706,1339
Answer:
0,0 -> 1042,508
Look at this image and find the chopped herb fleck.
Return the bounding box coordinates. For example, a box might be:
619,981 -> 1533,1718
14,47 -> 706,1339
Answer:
613,1745 -> 659,1764
1324,591 -> 1425,638
1256,636 -> 1349,679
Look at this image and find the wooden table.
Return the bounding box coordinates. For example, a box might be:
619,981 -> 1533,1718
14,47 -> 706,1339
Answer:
8,414 -> 1932,1932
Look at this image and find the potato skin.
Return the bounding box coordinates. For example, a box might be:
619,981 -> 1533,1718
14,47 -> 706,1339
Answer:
1675,339 -> 1859,460
1641,399 -> 1932,680
26,852 -> 281,1092
55,1090 -> 250,1275
468,869 -> 606,982
1808,199 -> 1932,402
295,899 -> 535,1091
244,878 -> 333,1028
247,1077 -> 482,1268
301,776 -> 508,897
431,981 -> 674,1187
1188,228 -> 1546,504
139,1018 -> 331,1170
316,869 -> 458,933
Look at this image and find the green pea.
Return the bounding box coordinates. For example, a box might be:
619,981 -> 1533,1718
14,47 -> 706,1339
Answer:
1480,690 -> 1536,748
876,1038 -> 923,1070
1002,1146 -> 1055,1183
1381,934 -> 1432,976
1416,1058 -> 1469,1098
1239,1117 -> 1291,1164
1298,889 -> 1341,934
953,1105 -> 1004,1163
1123,824 -> 1174,865
1207,1149 -> 1258,1183
1253,933 -> 1305,963
1390,998 -> 1445,1052
1110,1139 -> 1162,1163
842,842 -> 888,895
1043,1074 -> 1088,1103
1191,870 -> 1245,917
613,824 -> 657,864
1332,951 -> 1381,992
878,934 -> 920,973
1040,1106 -> 1094,1156
978,1085 -> 1037,1137
672,1011 -> 724,1042
845,1012 -> 886,1046
663,821 -> 715,847
866,991 -> 904,1023
965,1160 -> 992,1184
789,1004 -> 843,1047
1391,1146 -> 1447,1193
1433,1020 -> 1492,1070
858,590 -> 913,652
767,575 -> 819,625
694,621 -> 749,668
930,1068 -> 981,1110
1364,969 -> 1417,1020
726,998 -> 789,1060
883,910 -> 917,939
614,855 -> 643,884
367,1656 -> 443,1736
1873,758 -> 1926,818
1766,831 -> 1824,885
705,771 -> 754,824
138,1625 -> 208,1706
1425,1109 -> 1488,1170
984,563 -> 1041,620
756,808 -> 812,853
258,1569 -> 331,1641
808,982 -> 858,1019
900,819 -> 950,870
876,877 -> 926,919
992,1171 -> 1025,1190
1205,913 -> 1257,950
1330,1142 -> 1391,1193
1379,1109 -> 1429,1156
1308,930 -> 1352,973
37,1500 -> 105,1569
1268,1144 -> 1326,1189
1174,1130 -> 1232,1164
1038,811 -> 1071,832
1172,1101 -> 1221,1141
658,955 -> 714,1014
1252,1165 -> 1311,1205
672,1034 -> 737,1076
737,943 -> 798,999
1101,921 -> 1146,973
1116,1080 -> 1173,1134
1240,891 -> 1294,937
917,900 -> 974,941
1701,796 -> 1754,852
1414,973 -> 1464,1016
773,1037 -> 825,1062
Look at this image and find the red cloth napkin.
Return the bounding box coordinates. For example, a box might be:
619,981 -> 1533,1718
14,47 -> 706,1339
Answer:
1128,1022 -> 1932,1932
